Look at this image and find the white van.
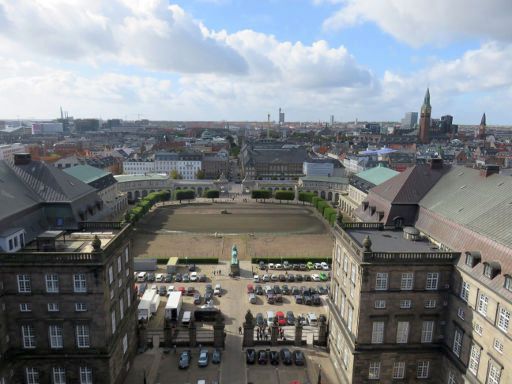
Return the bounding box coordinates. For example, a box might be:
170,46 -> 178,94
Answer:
266,310 -> 275,327
137,272 -> 147,282
182,311 -> 192,326
307,313 -> 318,327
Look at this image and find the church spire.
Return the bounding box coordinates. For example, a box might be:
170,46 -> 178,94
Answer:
480,112 -> 486,126
423,88 -> 430,106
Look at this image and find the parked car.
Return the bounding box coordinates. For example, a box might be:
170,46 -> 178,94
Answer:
138,283 -> 147,296
303,292 -> 312,305
264,285 -> 273,295
186,286 -> 195,296
266,311 -> 275,327
280,348 -> 292,365
164,273 -> 173,283
295,274 -> 304,282
151,284 -> 157,291
257,350 -> 268,365
302,274 -> 310,282
178,350 -> 191,369
167,285 -> 175,295
314,262 -> 323,270
268,263 -> 275,270
312,294 -> 321,305
311,274 -> 321,282
214,283 -> 222,296
276,311 -> 286,326
275,293 -> 283,303
275,263 -> 283,270
259,261 -> 265,270
266,293 -> 275,304
156,273 -> 164,282
309,287 -> 319,295
321,262 -> 330,270
279,274 -> 286,282
292,264 -> 301,271
255,285 -> 264,295
299,263 -> 307,271
283,261 -> 290,270
262,274 -> 270,282
253,275 -> 260,283
174,273 -> 182,282
273,285 -> 281,294
318,286 -> 328,295
291,286 -> 300,296
246,348 -> 256,364
270,274 -> 278,282
212,349 -> 221,364
247,284 -> 254,293
256,313 -> 265,327
198,274 -> 207,282
281,285 -> 290,295
294,295 -> 303,304
293,350 -> 305,366
287,274 -> 295,282
177,286 -> 186,294
158,286 -> 167,296
147,272 -> 155,282
194,293 -> 201,304
188,264 -> 196,272
286,311 -> 295,325
307,313 -> 318,326
204,291 -> 213,303
198,349 -> 209,367
190,272 -> 198,282
248,293 -> 256,304
183,273 -> 190,283
319,272 -> 328,281
269,350 -> 280,365
205,284 -> 213,293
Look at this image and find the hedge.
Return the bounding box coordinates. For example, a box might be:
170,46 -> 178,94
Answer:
175,189 -> 196,202
323,207 -> 337,225
203,190 -> 220,201
298,191 -> 315,204
251,189 -> 272,200
274,190 -> 294,202
251,257 -> 332,264
124,190 -> 171,223
156,258 -> 219,265
311,196 -> 320,207
317,200 -> 328,215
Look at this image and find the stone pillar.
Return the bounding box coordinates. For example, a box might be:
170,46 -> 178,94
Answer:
188,320 -> 197,348
213,313 -> 225,348
243,310 -> 255,348
294,319 -> 303,346
270,319 -> 279,346
317,315 -> 328,347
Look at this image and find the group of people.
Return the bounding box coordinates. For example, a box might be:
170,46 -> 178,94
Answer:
255,326 -> 286,341
213,269 -> 222,276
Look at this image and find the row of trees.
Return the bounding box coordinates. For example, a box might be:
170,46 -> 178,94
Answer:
175,189 -> 221,203
124,190 -> 171,223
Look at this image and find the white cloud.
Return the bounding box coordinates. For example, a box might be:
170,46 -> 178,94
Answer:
323,0 -> 512,47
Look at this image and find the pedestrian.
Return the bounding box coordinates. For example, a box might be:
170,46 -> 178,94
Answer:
239,326 -> 242,335
214,270 -> 216,276
257,333 -> 260,341
173,344 -> 177,354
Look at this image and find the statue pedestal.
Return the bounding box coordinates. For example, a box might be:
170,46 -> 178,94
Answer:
230,262 -> 240,277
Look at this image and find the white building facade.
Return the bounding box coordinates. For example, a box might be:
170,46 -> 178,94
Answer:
0,143 -> 26,161
303,161 -> 334,177
122,160 -> 156,174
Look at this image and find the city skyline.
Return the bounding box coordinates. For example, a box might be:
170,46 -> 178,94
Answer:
0,1 -> 511,123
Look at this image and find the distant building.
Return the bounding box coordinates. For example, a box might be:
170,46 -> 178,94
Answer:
303,161 -> 334,177
418,88 -> 431,144
475,113 -> 487,140
202,152 -> 229,179
31,122 -> 63,135
0,143 -> 26,161
400,112 -> 418,129
279,108 -> 285,124
74,119 -> 100,133
154,151 -> 202,179
122,159 -> 155,175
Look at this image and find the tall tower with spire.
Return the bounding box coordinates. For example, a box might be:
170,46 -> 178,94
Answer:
418,88 -> 431,144
476,112 -> 486,140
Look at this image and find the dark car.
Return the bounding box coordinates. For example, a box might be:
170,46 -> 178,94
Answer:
255,285 -> 264,295
309,287 -> 319,295
204,291 -> 213,303
294,295 -> 303,304
279,274 -> 286,282
138,283 -> 147,296
286,311 -> 295,325
280,348 -> 292,365
158,286 -> 167,296
299,264 -> 307,271
198,274 -> 207,282
275,293 -> 283,303
147,273 -> 155,282
293,350 -> 305,366
295,274 -> 303,282
291,286 -> 300,296
318,286 -> 328,295
164,274 -> 173,283
293,264 -> 301,270
303,292 -> 312,305
267,293 -> 275,304
259,261 -> 266,270
273,285 -> 282,295
186,286 -> 195,296
174,273 -> 182,282
212,348 -> 221,364
256,312 -> 265,327
281,285 -> 290,295
182,273 -> 190,283
300,286 -> 308,294
257,350 -> 268,365
312,294 -> 321,305
269,350 -> 279,365
188,264 -> 196,272
205,284 -> 213,292
193,293 -> 201,304
178,350 -> 191,369
303,274 -> 311,282
246,348 -> 256,364
287,274 -> 295,282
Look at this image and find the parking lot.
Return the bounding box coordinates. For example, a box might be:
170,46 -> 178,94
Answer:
126,260 -> 336,384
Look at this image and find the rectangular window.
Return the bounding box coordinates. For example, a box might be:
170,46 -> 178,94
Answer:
396,321 -> 409,344
122,334 -> 128,354
371,322 -> 384,344
426,272 -> 439,290
19,303 -> 32,312
497,307 -> 510,333
22,324 -> 36,349
368,362 -> 380,380
393,362 -> 405,379
452,329 -> 463,357
488,363 -> 501,384
447,371 -> 456,384
401,272 -> 414,290
73,274 -> 87,293
17,274 -> 31,293
375,273 -> 388,291
347,306 -> 353,332
126,287 -> 131,308
79,367 -> 93,384
477,293 -> 488,316
117,256 -> 122,273
460,281 -> 470,302
468,344 -> 480,375
108,266 -> 114,285
493,338 -> 504,354
457,307 -> 465,320
400,299 -> 412,309
111,310 -> 116,334
417,361 -> 430,379
25,368 -> 39,384
76,325 -> 90,348
75,303 -> 87,312
424,299 -> 437,309
52,367 -> 66,384
124,247 -> 129,263
505,276 -> 512,292
119,297 -> 124,320
473,322 -> 483,336
48,303 -> 59,312
421,321 -> 434,343
484,264 -> 493,278
49,325 -> 63,349
374,300 -> 386,309
45,274 -> 59,293
350,265 -> 356,284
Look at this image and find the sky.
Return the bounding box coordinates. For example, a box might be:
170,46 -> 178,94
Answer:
0,0 -> 511,123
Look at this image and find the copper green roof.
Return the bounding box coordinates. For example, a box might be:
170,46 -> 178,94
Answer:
63,165 -> 109,184
355,165 -> 399,186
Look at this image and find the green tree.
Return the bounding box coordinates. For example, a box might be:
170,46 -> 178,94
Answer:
251,189 -> 272,202
274,190 -> 294,203
170,169 -> 183,179
196,169 -> 205,179
298,191 -> 316,205
175,189 -> 195,203
203,189 -> 220,202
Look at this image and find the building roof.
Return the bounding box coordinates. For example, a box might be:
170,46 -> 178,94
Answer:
370,164 -> 449,204
419,166 -> 512,249
63,165 -> 109,184
114,174 -> 169,183
348,228 -> 441,253
355,165 -> 399,186
300,175 -> 348,184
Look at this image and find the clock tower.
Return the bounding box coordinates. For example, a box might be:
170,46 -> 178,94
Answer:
418,88 -> 431,144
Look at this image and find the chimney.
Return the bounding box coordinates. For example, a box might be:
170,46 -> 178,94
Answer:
480,164 -> 499,178
429,157 -> 443,170
13,153 -> 31,165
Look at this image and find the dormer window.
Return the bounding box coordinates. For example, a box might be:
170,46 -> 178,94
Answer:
465,251 -> 481,268
505,275 -> 512,292
483,262 -> 501,280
